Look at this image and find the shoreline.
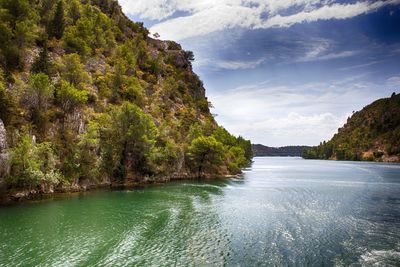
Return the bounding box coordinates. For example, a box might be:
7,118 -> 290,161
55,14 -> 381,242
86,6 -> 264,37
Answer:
301,157 -> 400,163
0,174 -> 242,206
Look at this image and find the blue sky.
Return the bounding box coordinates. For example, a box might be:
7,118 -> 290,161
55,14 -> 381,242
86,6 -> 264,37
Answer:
119,0 -> 400,146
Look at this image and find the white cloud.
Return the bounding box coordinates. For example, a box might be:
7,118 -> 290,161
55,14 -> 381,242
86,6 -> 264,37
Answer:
296,38 -> 358,62
299,50 -> 358,62
243,112 -> 347,146
208,78 -> 386,146
339,59 -> 388,71
149,4 -> 259,41
120,0 -> 400,41
215,58 -> 265,70
260,1 -> 400,28
386,75 -> 400,88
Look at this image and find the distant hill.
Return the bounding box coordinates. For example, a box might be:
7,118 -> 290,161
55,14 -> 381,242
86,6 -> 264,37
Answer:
252,144 -> 311,157
303,93 -> 400,162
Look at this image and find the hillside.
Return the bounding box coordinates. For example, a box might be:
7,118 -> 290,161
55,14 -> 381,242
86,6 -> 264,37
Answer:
0,0 -> 252,199
303,93 -> 400,162
252,144 -> 311,157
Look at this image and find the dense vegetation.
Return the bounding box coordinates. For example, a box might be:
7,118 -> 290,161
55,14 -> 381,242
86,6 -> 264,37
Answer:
0,0 -> 252,195
303,93 -> 400,162
252,144 -> 311,157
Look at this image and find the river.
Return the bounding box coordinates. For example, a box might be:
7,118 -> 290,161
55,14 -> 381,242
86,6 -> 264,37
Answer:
0,157 -> 400,266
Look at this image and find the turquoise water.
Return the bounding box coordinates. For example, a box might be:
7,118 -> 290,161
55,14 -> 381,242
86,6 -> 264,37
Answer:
0,157 -> 400,266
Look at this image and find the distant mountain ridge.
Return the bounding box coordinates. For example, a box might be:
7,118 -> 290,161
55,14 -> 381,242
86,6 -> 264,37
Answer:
252,144 -> 311,157
303,93 -> 400,162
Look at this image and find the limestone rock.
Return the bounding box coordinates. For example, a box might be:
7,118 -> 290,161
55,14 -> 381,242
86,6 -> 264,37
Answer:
0,119 -> 6,151
0,119 -> 9,179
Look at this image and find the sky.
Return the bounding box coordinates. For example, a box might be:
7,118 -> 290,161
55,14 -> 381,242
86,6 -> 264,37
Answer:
119,0 -> 400,147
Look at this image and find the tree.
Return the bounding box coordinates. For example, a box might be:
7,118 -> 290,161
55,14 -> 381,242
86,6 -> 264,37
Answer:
212,126 -> 236,147
187,123 -> 203,143
31,44 -> 52,75
99,102 -> 158,179
69,0 -> 81,22
188,136 -> 224,177
56,80 -> 88,115
0,69 -> 19,126
0,22 -> 15,70
0,0 -> 37,70
236,136 -> 253,162
53,80 -> 87,179
48,0 -> 65,39
26,73 -> 53,111
55,81 -> 87,133
60,53 -> 90,88
24,73 -> 54,138
226,146 -> 247,174
8,134 -> 62,190
76,121 -> 100,181
184,50 -> 195,61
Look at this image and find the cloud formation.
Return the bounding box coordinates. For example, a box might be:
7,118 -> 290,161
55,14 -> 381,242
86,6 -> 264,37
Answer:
120,0 -> 400,40
386,75 -> 400,87
297,39 -> 358,62
208,77 -> 386,146
261,1 -> 400,28
215,58 -> 266,70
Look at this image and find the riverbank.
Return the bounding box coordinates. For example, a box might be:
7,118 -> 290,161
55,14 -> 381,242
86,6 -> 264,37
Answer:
302,155 -> 400,163
0,173 -> 242,206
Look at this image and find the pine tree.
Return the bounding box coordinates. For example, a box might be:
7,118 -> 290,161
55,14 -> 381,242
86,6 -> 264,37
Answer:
31,44 -> 51,74
48,1 -> 65,39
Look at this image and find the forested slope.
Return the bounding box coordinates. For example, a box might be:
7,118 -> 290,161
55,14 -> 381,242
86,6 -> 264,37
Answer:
0,0 -> 252,198
252,144 -> 311,157
303,93 -> 400,162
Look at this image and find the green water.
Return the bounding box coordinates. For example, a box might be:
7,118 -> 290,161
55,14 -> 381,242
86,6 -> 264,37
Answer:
1,157 -> 400,266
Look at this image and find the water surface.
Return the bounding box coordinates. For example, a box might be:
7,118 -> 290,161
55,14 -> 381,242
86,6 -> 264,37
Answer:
1,157 -> 400,266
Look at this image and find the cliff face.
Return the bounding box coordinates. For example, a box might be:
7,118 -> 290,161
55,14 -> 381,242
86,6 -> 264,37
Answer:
0,120 -> 8,180
303,93 -> 400,162
0,0 -> 252,199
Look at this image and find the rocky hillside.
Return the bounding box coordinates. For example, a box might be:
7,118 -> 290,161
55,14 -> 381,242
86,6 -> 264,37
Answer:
0,0 -> 252,198
252,144 -> 311,157
303,93 -> 400,162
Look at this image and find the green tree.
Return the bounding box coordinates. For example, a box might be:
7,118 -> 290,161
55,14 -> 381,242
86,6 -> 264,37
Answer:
99,102 -> 158,179
69,0 -> 82,22
26,73 -> 53,111
226,146 -> 247,174
0,69 -> 19,126
184,50 -> 195,61
187,123 -> 203,143
236,136 -> 253,163
188,136 -> 224,177
212,126 -> 236,147
48,0 -> 65,39
25,73 -> 54,138
76,121 -> 100,181
62,4 -> 118,56
8,134 -> 62,190
31,44 -> 52,75
0,0 -> 37,70
55,80 -> 87,130
56,80 -> 87,114
60,53 -> 90,88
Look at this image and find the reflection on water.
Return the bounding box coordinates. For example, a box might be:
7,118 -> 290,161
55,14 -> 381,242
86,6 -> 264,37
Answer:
0,157 -> 399,266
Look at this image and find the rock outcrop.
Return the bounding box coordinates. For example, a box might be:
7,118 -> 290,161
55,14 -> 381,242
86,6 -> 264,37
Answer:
0,119 -> 8,179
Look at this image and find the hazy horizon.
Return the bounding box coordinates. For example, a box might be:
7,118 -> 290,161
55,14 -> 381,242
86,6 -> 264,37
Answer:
120,0 -> 400,146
